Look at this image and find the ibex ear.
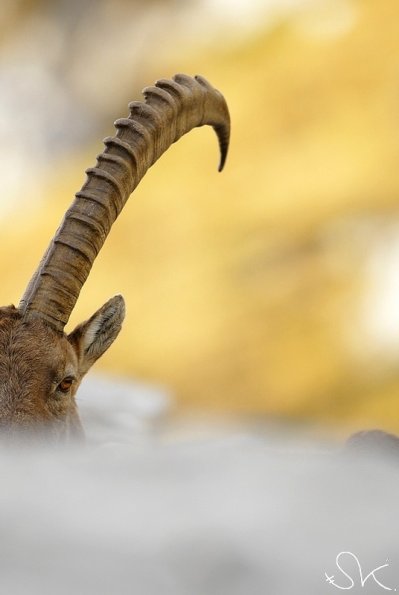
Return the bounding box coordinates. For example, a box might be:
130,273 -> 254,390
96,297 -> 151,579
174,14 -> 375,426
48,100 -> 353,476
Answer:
68,295 -> 126,376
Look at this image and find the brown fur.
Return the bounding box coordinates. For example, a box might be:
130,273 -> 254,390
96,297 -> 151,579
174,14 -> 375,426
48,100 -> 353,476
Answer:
0,306 -> 82,441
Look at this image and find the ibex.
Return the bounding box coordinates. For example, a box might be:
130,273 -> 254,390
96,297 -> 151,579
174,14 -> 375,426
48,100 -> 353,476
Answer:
0,74 -> 230,441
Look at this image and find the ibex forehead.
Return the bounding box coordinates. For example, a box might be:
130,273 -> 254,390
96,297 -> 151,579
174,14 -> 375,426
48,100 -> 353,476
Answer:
0,306 -> 77,374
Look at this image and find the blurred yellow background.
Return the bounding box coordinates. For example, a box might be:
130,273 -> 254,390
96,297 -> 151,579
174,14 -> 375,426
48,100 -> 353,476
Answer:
1,0 -> 399,435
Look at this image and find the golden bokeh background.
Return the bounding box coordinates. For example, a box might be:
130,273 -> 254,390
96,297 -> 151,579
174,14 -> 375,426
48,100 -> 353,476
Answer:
1,0 -> 399,435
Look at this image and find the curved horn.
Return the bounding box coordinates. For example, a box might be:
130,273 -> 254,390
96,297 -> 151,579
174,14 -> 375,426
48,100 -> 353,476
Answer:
18,74 -> 230,332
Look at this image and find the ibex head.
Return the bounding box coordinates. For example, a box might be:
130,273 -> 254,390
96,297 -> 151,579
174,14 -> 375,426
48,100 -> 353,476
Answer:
1,74 -> 230,442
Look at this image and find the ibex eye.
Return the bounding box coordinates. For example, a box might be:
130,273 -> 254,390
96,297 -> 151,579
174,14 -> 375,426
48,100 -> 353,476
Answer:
57,377 -> 74,394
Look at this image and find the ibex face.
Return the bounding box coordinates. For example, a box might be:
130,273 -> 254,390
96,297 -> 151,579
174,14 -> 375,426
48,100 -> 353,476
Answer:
0,296 -> 124,441
2,74 -> 230,441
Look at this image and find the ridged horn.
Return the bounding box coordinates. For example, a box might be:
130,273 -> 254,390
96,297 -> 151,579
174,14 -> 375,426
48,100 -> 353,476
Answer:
18,74 -> 230,332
